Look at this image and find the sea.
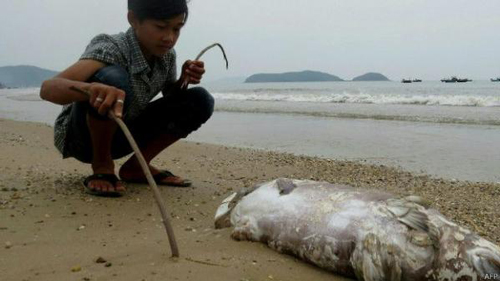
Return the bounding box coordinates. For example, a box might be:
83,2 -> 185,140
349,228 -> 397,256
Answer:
1,80 -> 499,183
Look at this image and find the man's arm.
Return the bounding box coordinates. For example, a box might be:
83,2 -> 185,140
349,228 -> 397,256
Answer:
40,60 -> 126,118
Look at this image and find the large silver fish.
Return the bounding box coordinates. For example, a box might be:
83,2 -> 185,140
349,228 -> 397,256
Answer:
215,178 -> 500,281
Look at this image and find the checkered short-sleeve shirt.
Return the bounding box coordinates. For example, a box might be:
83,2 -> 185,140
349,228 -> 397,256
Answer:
54,27 -> 178,158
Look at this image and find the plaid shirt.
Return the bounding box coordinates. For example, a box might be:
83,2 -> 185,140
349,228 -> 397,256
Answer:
54,28 -> 178,158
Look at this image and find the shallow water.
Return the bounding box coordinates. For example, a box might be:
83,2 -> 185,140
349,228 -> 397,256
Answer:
190,111 -> 500,183
1,83 -> 499,183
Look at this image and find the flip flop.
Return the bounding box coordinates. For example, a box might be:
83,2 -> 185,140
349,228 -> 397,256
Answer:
83,174 -> 125,197
124,170 -> 192,187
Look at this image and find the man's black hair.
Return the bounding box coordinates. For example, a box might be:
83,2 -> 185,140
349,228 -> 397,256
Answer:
128,0 -> 189,22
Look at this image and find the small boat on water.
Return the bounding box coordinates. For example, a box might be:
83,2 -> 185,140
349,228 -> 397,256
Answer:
491,77 -> 500,82
401,78 -> 422,83
441,76 -> 472,83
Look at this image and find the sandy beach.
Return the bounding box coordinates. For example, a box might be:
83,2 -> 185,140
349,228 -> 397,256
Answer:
1,118 -> 499,281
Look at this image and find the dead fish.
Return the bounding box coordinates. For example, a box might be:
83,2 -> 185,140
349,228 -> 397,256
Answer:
215,178 -> 500,281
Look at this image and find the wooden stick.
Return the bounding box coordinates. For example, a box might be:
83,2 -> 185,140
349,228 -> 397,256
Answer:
69,86 -> 180,257
181,43 -> 229,90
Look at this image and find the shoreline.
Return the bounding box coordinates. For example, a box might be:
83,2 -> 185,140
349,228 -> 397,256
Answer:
0,118 -> 499,280
2,87 -> 500,183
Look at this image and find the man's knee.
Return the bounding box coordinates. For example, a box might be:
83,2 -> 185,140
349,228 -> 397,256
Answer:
87,65 -> 133,117
187,87 -> 214,122
90,65 -> 131,93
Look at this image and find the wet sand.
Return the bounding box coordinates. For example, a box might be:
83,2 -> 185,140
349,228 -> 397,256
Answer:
0,119 -> 498,281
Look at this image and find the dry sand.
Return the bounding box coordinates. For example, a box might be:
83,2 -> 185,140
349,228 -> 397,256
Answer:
0,118 -> 498,281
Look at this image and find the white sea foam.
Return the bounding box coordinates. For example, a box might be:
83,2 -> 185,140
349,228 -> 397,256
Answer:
212,92 -> 500,107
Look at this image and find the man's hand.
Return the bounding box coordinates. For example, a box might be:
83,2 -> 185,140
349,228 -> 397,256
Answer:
180,60 -> 205,88
88,83 -> 126,118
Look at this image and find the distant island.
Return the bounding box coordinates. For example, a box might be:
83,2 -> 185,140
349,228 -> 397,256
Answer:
245,70 -> 344,83
0,82 -> 6,89
352,72 -> 390,81
0,65 -> 59,88
243,70 -> 392,83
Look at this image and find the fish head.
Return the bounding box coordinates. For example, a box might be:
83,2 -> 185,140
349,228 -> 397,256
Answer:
214,192 -> 238,229
214,178 -> 299,229
214,184 -> 261,229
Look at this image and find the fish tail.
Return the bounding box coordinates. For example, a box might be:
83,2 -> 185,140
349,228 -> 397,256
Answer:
468,245 -> 500,278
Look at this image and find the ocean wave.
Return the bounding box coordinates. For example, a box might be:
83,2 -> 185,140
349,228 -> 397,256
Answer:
215,107 -> 500,126
212,92 -> 500,107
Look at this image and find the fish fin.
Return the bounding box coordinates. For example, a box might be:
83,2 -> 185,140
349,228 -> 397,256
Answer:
276,178 -> 297,195
352,233 -> 402,281
399,208 -> 429,232
386,204 -> 411,218
361,255 -> 384,281
387,199 -> 429,232
386,199 -> 441,247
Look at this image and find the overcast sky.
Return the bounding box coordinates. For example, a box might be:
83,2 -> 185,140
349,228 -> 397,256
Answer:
1,0 -> 499,81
